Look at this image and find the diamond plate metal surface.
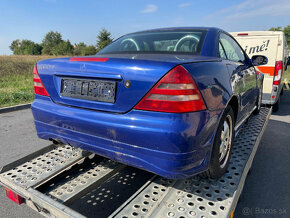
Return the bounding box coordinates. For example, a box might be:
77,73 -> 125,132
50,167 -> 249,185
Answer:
1,144 -> 86,188
44,157 -> 122,204
114,108 -> 270,218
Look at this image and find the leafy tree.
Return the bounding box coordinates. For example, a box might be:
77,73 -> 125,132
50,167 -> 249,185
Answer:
73,42 -> 87,56
269,27 -> 282,31
23,42 -> 42,55
9,29 -> 113,56
9,40 -> 21,54
96,28 -> 113,51
73,43 -> 97,56
283,25 -> 290,47
51,40 -> 73,55
82,45 -> 97,56
42,31 -> 63,55
9,39 -> 42,55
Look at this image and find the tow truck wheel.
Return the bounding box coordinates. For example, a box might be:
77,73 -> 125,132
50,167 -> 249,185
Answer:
203,105 -> 235,179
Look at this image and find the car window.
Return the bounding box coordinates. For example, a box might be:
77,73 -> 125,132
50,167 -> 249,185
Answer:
220,33 -> 245,63
219,42 -> 227,59
98,30 -> 207,55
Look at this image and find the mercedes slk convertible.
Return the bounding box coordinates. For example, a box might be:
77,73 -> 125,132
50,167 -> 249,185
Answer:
31,27 -> 267,179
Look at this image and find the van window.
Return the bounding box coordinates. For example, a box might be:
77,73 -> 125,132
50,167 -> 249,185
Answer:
220,33 -> 245,63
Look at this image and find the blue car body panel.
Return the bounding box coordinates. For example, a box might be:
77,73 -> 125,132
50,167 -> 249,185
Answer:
32,95 -> 222,179
36,55 -> 220,113
31,27 -> 260,179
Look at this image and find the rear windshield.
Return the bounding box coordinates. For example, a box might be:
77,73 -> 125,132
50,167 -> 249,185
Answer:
98,30 -> 207,55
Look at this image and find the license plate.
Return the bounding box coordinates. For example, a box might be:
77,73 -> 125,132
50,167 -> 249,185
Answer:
61,78 -> 116,103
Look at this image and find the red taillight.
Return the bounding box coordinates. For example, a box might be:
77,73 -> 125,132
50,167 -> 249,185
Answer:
134,65 -> 206,113
273,61 -> 283,85
5,187 -> 24,205
237,33 -> 248,36
33,64 -> 49,96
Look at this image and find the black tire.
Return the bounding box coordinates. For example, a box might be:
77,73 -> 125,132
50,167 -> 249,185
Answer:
253,84 -> 263,115
202,106 -> 235,179
280,87 -> 284,96
273,97 -> 280,112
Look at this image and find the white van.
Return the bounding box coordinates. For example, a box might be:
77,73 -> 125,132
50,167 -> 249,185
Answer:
230,31 -> 288,111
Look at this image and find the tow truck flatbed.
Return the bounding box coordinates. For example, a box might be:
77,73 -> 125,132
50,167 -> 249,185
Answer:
0,108 -> 271,218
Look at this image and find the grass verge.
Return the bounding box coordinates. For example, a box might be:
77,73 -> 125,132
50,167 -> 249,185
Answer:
0,55 -> 61,108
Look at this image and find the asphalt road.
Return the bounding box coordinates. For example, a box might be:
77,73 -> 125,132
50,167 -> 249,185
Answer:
0,109 -> 50,218
235,91 -> 290,218
0,91 -> 289,218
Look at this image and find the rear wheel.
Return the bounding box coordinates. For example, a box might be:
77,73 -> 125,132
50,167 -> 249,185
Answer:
203,106 -> 235,179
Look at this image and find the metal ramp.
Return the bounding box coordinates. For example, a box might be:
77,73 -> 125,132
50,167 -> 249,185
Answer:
0,108 -> 271,218
111,108 -> 271,218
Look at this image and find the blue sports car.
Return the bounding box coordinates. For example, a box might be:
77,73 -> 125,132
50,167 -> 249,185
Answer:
31,27 -> 266,179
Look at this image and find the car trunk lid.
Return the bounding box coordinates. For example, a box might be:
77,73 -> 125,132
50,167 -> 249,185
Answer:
37,54 -> 218,113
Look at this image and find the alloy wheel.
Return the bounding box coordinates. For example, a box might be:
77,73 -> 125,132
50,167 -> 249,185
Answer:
219,114 -> 233,168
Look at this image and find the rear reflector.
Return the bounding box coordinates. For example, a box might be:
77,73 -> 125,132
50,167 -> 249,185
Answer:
33,64 -> 49,96
69,57 -> 108,62
134,65 -> 206,113
273,61 -> 283,85
237,33 -> 248,36
5,187 -> 24,205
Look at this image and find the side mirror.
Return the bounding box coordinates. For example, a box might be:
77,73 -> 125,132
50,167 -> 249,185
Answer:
287,56 -> 290,66
251,55 -> 268,66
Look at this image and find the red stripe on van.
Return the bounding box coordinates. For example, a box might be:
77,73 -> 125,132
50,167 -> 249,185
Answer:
256,66 -> 275,76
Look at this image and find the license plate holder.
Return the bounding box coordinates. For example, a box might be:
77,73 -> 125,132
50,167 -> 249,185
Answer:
60,78 -> 116,103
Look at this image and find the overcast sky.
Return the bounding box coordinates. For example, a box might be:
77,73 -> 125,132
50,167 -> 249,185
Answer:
0,0 -> 289,55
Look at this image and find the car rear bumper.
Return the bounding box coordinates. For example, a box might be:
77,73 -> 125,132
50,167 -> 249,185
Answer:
31,95 -> 222,179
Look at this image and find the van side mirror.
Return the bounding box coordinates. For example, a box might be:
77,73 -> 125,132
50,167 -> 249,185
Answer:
251,55 -> 268,66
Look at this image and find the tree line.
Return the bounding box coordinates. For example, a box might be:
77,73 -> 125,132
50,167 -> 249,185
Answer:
9,28 -> 113,56
9,26 -> 289,56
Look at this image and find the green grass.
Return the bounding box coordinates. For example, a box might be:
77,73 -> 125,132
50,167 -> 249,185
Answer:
0,55 -> 62,108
